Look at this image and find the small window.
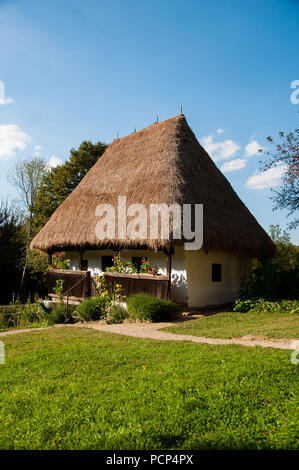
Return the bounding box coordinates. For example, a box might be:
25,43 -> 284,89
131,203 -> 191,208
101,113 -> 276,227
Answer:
102,255 -> 113,272
132,256 -> 147,272
212,263 -> 222,282
80,259 -> 88,271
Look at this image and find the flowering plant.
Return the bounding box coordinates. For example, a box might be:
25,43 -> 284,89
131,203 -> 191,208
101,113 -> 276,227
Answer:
139,258 -> 160,276
49,256 -> 70,270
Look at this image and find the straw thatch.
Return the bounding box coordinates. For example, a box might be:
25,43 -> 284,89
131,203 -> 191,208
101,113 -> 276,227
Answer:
31,115 -> 274,257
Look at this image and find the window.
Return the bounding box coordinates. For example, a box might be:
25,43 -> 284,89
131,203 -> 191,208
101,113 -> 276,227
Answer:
212,263 -> 222,282
81,259 -> 88,271
132,256 -> 147,272
102,255 -> 113,272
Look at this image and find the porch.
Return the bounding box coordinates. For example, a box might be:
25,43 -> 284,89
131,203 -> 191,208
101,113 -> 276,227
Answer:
46,269 -> 170,302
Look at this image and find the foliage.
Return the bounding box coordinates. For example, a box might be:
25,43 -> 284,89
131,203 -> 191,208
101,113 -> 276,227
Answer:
46,303 -> 76,325
75,296 -> 107,322
0,298 -> 48,330
269,224 -> 298,269
8,156 -> 45,238
32,141 -> 107,231
0,202 -> 24,304
139,258 -> 159,276
260,128 -> 299,229
0,327 -> 297,449
105,253 -> 160,276
21,249 -> 48,301
95,273 -> 125,301
233,298 -> 299,314
49,256 -> 70,270
126,294 -> 178,322
105,303 -> 127,324
239,224 -> 299,300
53,279 -> 65,299
162,307 -> 299,340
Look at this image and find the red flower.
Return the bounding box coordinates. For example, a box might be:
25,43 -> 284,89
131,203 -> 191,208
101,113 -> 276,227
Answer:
147,266 -> 151,271
141,259 -> 145,263
113,256 -> 116,260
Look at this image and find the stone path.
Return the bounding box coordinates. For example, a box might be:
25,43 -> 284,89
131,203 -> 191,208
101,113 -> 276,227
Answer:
0,322 -> 296,350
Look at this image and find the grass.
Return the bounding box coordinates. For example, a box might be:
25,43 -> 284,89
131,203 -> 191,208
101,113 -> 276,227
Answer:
162,310 -> 299,339
0,327 -> 298,450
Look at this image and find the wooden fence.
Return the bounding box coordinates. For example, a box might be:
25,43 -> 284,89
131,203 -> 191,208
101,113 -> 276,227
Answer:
46,270 -> 170,301
103,272 -> 169,300
46,270 -> 91,299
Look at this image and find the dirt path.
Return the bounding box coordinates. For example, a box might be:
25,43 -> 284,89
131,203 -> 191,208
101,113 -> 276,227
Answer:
0,322 -> 296,350
76,321 -> 296,350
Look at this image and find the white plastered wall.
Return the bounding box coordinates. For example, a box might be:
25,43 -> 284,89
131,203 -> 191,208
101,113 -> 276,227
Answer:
184,249 -> 252,307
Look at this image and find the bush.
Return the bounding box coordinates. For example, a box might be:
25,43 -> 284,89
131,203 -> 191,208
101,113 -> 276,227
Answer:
126,294 -> 178,322
239,264 -> 299,300
46,303 -> 76,325
75,296 -> 107,322
105,303 -> 127,324
0,300 -> 48,329
233,298 -> 299,314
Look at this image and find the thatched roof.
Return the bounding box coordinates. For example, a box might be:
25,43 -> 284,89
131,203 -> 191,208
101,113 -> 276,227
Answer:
31,115 -> 274,256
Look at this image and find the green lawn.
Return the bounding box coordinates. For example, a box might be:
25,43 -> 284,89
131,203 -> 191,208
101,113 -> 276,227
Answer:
0,327 -> 298,450
162,310 -> 299,339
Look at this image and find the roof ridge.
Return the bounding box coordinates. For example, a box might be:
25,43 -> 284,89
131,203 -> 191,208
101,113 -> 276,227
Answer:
111,114 -> 185,143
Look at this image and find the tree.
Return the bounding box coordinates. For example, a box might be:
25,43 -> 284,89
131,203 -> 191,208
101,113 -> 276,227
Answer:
8,157 -> 46,291
32,141 -> 107,231
239,224 -> 298,300
0,202 -> 23,304
269,224 -> 298,270
8,156 -> 46,238
260,128 -> 299,229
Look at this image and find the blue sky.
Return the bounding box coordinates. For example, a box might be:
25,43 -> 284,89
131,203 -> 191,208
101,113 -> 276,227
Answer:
0,0 -> 298,242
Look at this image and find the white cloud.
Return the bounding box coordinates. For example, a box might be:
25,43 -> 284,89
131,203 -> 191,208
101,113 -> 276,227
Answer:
34,145 -> 42,151
0,124 -> 31,159
200,134 -> 240,161
45,155 -> 63,170
0,81 -> 13,105
221,159 -> 247,172
216,128 -> 224,135
245,139 -> 263,157
246,165 -> 287,190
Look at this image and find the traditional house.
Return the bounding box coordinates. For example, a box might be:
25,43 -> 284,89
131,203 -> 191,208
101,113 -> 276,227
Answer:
31,115 -> 274,307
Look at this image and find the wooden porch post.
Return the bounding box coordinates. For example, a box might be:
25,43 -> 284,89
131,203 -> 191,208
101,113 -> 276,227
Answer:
48,251 -> 53,266
78,250 -> 84,270
165,244 -> 174,299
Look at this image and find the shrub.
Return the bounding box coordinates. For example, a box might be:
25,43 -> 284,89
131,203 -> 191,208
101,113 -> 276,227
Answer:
46,303 -> 76,325
126,294 -> 178,322
0,300 -> 48,329
105,303 -> 127,324
233,298 -> 299,314
239,264 -> 299,300
75,296 -> 107,322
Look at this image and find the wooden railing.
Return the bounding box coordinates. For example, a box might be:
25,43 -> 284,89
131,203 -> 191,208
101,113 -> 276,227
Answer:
46,270 -> 170,301
46,270 -> 91,300
103,272 -> 170,300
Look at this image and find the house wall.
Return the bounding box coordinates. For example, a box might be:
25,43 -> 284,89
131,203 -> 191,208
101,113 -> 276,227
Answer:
65,248 -> 251,307
184,249 -> 252,307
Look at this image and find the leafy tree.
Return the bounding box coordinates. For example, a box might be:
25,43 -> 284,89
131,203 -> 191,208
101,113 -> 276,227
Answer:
32,141 -> 107,231
0,202 -> 24,304
239,224 -> 298,300
8,157 -> 46,238
269,224 -> 298,270
260,128 -> 299,229
8,157 -> 46,290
